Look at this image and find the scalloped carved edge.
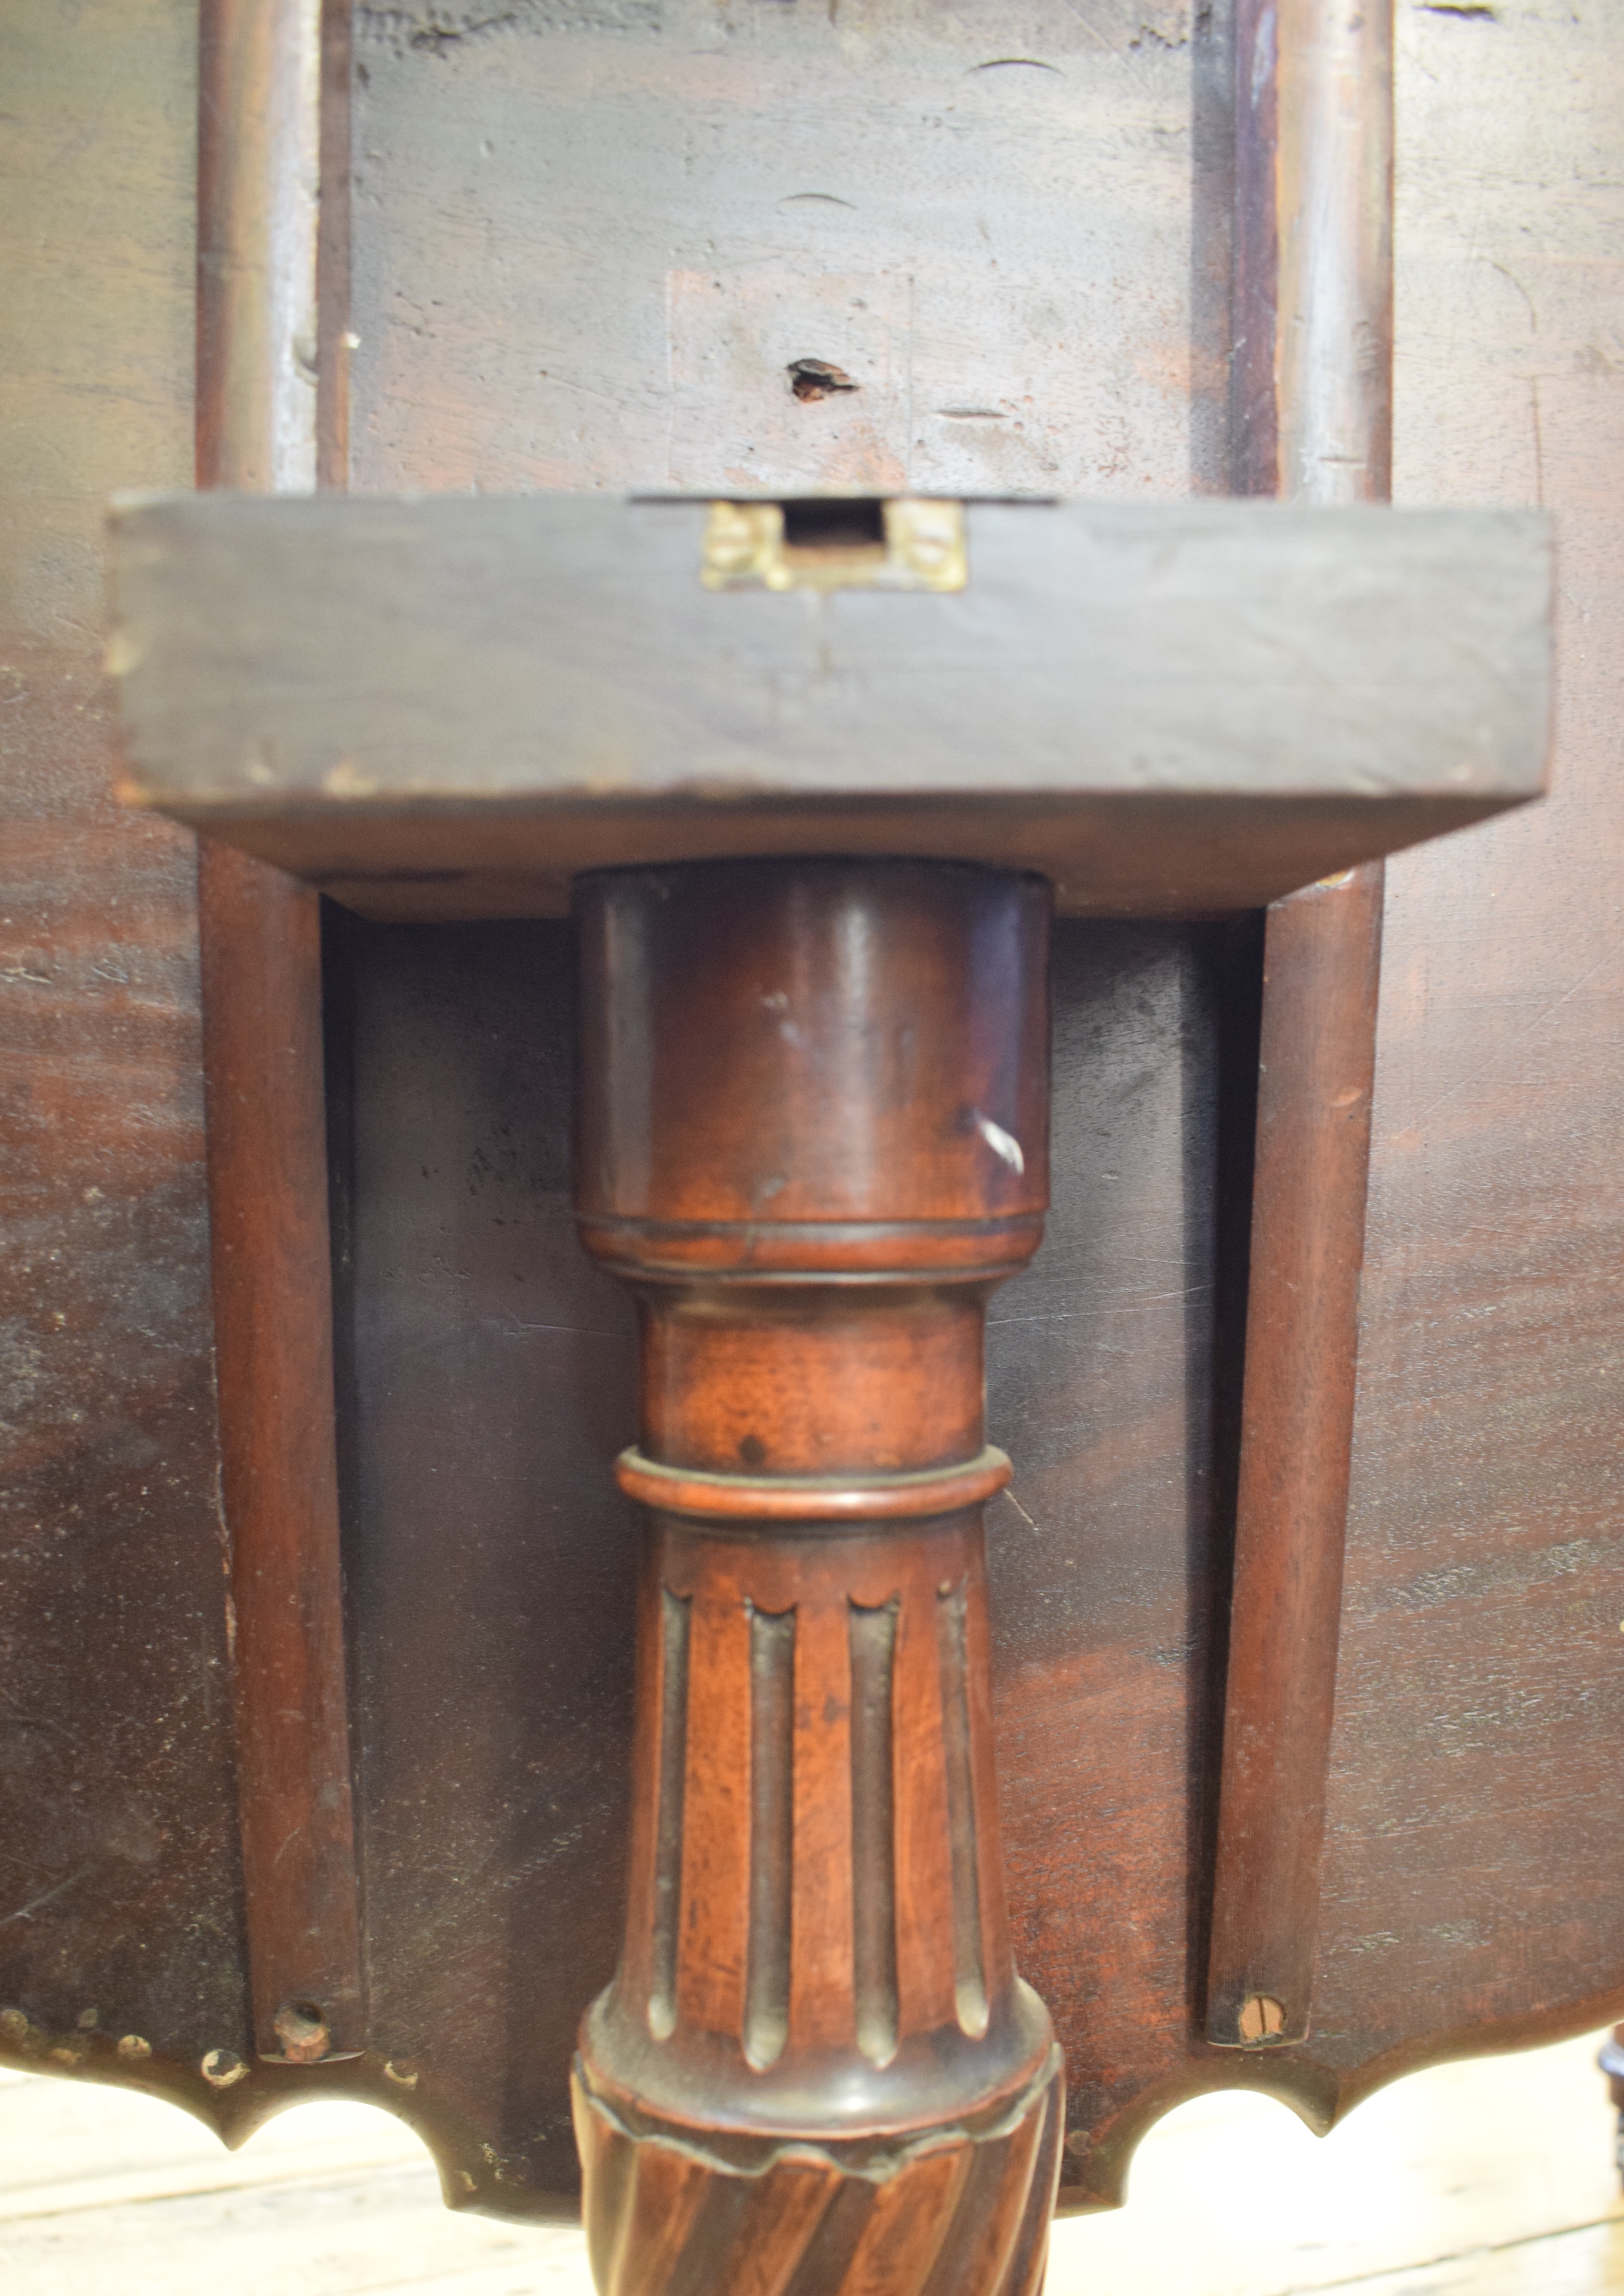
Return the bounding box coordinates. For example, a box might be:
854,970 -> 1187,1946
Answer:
0,2028 -> 581,2224
7,1981 -> 1624,2227
1056,1980 -> 1624,2215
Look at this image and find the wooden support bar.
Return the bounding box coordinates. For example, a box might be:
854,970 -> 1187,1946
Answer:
198,845 -> 363,2061
1205,869 -> 1384,2049
1207,0 -> 1395,2049
196,0 -> 362,2062
571,860 -> 1064,2296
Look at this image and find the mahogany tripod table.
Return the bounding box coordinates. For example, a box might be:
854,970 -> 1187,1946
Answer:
6,4 -> 1624,2293
79,483 -> 1548,2294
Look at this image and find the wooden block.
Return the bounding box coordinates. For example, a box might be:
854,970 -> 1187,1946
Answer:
108,494 -> 1551,920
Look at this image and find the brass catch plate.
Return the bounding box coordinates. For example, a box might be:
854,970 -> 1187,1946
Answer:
701,498 -> 967,593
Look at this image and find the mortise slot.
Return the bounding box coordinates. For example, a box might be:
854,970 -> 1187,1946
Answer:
780,498 -> 886,555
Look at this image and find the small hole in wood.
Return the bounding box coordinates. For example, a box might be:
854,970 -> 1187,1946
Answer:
272,1999 -> 332,2063
787,358 -> 859,402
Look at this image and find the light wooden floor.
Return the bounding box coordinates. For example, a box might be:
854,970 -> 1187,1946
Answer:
2,2027 -> 1620,2293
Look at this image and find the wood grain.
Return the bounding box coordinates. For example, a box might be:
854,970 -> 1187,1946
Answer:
0,0 -> 252,2082
206,901 -> 1624,2212
1205,870 -> 1384,2047
4,2029 -> 1622,2293
196,0 -> 320,498
1315,0 -> 1624,2118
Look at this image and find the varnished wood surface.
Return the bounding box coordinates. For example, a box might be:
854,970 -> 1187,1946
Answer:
325,913 -> 636,2202
0,0 -> 252,2076
107,493 -> 1551,922
196,0 -> 320,498
1266,0 -> 1394,509
1204,0 -> 1394,2054
1315,0 -> 1624,2121
1206,870 -> 1384,2048
277,906 -> 1624,2210
572,861 -> 1062,2294
313,912 -> 1229,2209
196,845 -> 363,2063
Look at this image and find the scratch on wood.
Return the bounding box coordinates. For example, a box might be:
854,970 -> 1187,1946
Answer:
0,1867 -> 93,1927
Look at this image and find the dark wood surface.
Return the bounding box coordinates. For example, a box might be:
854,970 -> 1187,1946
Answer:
196,0 -> 365,2071
0,0 -> 254,2097
7,897 -> 1624,2215
318,909 -> 1227,2213
1315,0 -> 1624,2122
196,844 -> 363,2064
327,911 -> 638,2201
311,900 -> 1624,2212
196,0 -> 319,500
4,0 -> 1624,2246
108,492 -> 1550,922
1205,870 -> 1384,2048
1204,0 -> 1395,2054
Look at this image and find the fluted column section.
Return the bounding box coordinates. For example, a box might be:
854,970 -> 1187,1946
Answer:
571,859 -> 1062,2296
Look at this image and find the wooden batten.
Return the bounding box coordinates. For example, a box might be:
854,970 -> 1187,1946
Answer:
1206,0 -> 1396,2051
195,0 -> 363,2065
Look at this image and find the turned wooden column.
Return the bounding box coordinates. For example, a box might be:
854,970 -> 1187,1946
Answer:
571,859 -> 1063,2296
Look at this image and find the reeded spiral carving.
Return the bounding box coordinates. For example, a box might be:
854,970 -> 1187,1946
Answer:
574,2048 -> 1064,2296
